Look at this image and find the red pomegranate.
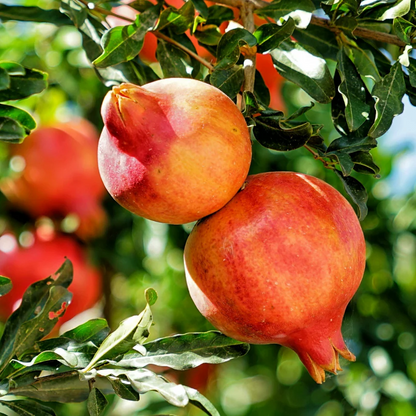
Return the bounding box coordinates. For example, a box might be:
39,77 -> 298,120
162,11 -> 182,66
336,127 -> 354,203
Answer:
184,172 -> 366,383
0,120 -> 107,240
98,78 -> 252,224
0,233 -> 102,324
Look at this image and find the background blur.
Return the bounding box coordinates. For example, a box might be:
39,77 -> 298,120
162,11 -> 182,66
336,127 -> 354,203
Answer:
1,1 -> 416,415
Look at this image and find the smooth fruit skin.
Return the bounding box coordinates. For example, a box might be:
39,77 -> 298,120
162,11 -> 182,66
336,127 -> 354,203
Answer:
0,120 -> 107,240
98,79 -> 252,224
184,172 -> 366,383
0,234 -> 102,324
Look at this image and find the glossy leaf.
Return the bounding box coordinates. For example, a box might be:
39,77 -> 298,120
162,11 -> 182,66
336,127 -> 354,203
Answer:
183,386 -> 220,416
254,21 -> 295,54
0,104 -> 36,142
347,43 -> 381,83
156,40 -> 193,78
337,49 -> 370,132
210,65 -> 244,100
156,1 -> 194,34
270,40 -> 335,103
205,5 -> 234,26
335,170 -> 368,220
93,8 -> 159,68
0,68 -> 48,102
0,67 -> 10,91
369,62 -> 405,139
191,0 -> 209,19
108,376 -> 140,401
0,399 -> 56,416
108,331 -> 250,370
408,58 -> 416,88
60,319 -> 110,346
87,387 -> 108,416
393,17 -> 415,43
0,260 -> 73,375
0,276 -> 12,297
351,151 -> 380,175
0,4 -> 71,25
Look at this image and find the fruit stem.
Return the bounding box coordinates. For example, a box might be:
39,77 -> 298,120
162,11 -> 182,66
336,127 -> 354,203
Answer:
77,0 -> 215,71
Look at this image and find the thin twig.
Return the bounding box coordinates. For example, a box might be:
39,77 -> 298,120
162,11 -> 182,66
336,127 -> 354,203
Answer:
77,0 -> 215,71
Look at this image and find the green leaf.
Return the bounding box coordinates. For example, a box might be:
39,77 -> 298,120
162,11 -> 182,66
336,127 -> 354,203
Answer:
194,27 -> 222,46
254,20 -> 295,54
145,288 -> 158,306
216,28 -> 257,69
0,104 -> 36,142
255,0 -> 315,28
253,115 -> 313,151
327,135 -> 377,154
82,290 -> 155,373
0,399 -> 56,416
0,68 -> 48,102
205,5 -> 234,26
253,69 -> 271,107
0,260 -> 73,375
156,40 -> 193,78
191,0 -> 209,19
0,67 -> 10,91
0,62 -> 25,76
335,170 -> 368,220
183,386 -> 220,416
210,65 -> 244,100
0,276 -> 12,297
393,17 -> 415,43
128,0 -> 156,13
108,376 -> 141,401
270,40 -> 335,103
0,4 -> 71,25
337,49 -> 370,132
156,1 -> 194,34
377,0 -> 411,20
369,62 -> 405,139
87,387 -> 108,416
60,319 -> 110,345
347,44 -> 382,83
351,151 -> 380,175
294,25 -> 339,61
93,7 -> 159,68
98,368 -> 189,407
330,151 -> 355,176
59,0 -> 88,27
108,331 -> 250,370
408,58 -> 416,88
335,16 -> 357,33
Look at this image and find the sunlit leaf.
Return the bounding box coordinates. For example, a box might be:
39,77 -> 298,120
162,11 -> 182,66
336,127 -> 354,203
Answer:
0,276 -> 12,297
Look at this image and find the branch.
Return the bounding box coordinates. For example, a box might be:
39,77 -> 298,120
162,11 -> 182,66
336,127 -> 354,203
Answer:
240,1 -> 256,94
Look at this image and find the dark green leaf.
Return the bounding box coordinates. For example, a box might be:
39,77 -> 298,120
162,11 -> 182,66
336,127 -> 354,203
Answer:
369,62 -> 405,138
337,48 -> 370,132
253,69 -> 271,107
327,135 -> 377,153
206,5 -> 234,26
270,40 -> 335,103
93,8 -> 159,68
194,27 -> 222,46
408,58 -> 416,88
157,1 -> 194,34
156,40 -> 193,78
216,29 -> 257,69
145,288 -> 158,306
351,150 -> 380,175
183,386 -> 220,416
335,16 -> 357,33
393,17 -> 415,43
0,62 -> 25,76
0,118 -> 26,143
331,151 -> 355,176
254,115 -> 313,151
0,260 -> 73,375
59,0 -> 88,27
254,20 -> 295,54
243,91 -> 265,117
87,387 -> 108,416
1,399 -> 56,416
0,5 -> 71,25
294,25 -> 339,61
335,170 -> 368,220
0,67 -> 10,91
60,319 -> 110,345
0,68 -> 48,102
110,331 -> 250,370
255,0 -> 315,28
347,43 -> 382,83
0,276 -> 12,297
0,104 -> 36,139
129,0 -> 156,13
210,65 -> 244,100
108,376 -> 141,401
191,0 -> 209,19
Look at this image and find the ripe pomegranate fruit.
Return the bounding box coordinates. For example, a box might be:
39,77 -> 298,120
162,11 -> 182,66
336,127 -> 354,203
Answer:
0,120 -> 107,240
184,172 -> 366,383
0,233 -> 102,324
98,79 -> 252,224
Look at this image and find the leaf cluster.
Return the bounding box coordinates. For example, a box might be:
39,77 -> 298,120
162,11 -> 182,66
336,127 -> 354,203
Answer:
0,262 -> 249,416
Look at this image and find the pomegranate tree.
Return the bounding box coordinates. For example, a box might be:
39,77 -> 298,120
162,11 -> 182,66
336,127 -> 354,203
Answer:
184,172 -> 366,383
98,78 -> 252,224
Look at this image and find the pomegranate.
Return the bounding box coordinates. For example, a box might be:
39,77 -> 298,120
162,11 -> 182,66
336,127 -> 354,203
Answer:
0,120 -> 107,240
184,172 -> 366,383
0,233 -> 102,324
98,78 -> 252,224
